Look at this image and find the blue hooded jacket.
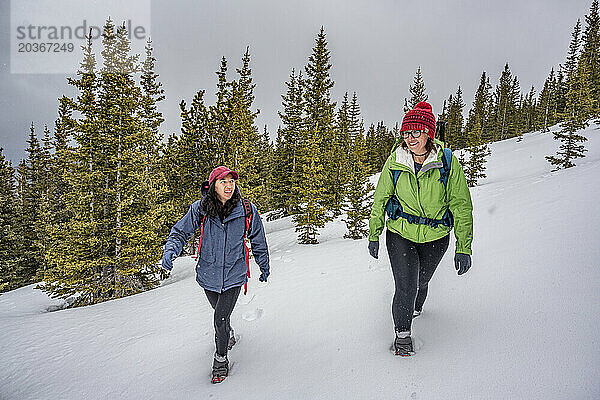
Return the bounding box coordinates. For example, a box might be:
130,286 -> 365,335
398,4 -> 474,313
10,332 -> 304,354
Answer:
163,184 -> 270,293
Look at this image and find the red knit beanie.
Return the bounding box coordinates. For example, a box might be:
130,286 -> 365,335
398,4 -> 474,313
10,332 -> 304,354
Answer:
400,101 -> 436,140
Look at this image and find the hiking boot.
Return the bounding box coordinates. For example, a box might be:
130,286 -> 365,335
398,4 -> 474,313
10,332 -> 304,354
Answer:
227,328 -> 236,350
211,354 -> 229,384
394,336 -> 414,357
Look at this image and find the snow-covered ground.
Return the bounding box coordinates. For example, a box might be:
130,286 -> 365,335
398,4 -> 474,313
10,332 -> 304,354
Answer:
1,124 -> 600,399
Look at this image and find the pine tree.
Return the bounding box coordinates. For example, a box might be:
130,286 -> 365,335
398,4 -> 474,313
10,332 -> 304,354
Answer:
229,47 -> 269,210
293,125 -> 328,244
176,48 -> 267,209
343,121 -> 374,239
509,75 -> 522,138
390,122 -> 401,150
41,29 -> 104,302
546,58 -> 591,170
494,64 -> 522,140
405,67 -> 428,112
437,100 -> 449,144
40,20 -> 166,306
36,125 -> 54,275
139,38 -> 165,168
302,27 -> 338,218
96,21 -> 146,298
138,38 -> 173,241
580,0 -> 600,115
159,133 -> 186,248
519,86 -> 538,135
364,121 -> 396,174
333,92 -> 352,208
538,68 -> 559,132
364,123 -> 379,174
14,123 -> 46,288
445,87 -> 466,149
50,96 -> 74,227
330,91 -> 361,212
564,19 -> 583,88
376,122 -> 397,168
466,71 -> 493,143
211,56 -> 232,163
514,93 -> 525,139
554,69 -> 567,123
172,48 -> 268,224
0,148 -> 22,292
269,132 -> 287,219
256,125 -> 274,212
271,69 -> 305,218
348,92 -> 362,142
463,121 -> 491,186
177,90 -> 213,211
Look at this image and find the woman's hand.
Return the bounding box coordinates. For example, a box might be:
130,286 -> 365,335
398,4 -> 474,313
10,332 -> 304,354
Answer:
259,271 -> 269,282
454,253 -> 471,275
368,241 -> 379,259
161,250 -> 176,271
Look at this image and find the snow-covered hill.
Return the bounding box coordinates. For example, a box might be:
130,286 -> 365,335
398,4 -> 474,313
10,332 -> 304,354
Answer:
2,124 -> 600,399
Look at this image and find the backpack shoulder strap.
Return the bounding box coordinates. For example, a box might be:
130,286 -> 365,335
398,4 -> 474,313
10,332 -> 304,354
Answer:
240,198 -> 253,295
391,169 -> 402,186
241,198 -> 253,233
439,148 -> 452,187
193,214 -> 207,260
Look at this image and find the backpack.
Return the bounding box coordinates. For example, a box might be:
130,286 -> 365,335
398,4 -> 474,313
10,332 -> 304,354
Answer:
384,148 -> 454,229
193,198 -> 253,294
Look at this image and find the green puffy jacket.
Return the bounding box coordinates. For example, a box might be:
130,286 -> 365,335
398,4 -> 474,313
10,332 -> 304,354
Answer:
368,139 -> 473,254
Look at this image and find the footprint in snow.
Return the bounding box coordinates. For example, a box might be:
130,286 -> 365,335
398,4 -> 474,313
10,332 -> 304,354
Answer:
242,308 -> 264,322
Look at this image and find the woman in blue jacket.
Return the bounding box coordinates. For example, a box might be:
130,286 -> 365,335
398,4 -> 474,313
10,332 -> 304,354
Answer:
161,166 -> 270,384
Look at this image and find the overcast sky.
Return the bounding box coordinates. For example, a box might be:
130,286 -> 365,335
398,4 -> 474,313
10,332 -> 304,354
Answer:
0,0 -> 593,165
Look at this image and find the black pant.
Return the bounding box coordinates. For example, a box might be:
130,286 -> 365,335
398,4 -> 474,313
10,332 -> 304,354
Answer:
386,230 -> 450,332
204,286 -> 241,357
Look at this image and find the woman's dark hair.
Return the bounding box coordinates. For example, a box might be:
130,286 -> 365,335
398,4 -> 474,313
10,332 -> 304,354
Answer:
201,181 -> 241,219
401,136 -> 434,154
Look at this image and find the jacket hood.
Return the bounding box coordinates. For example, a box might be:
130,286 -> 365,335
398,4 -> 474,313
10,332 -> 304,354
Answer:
201,180 -> 210,198
393,138 -> 446,174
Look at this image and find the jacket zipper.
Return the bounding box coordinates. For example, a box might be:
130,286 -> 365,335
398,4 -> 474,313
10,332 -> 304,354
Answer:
415,171 -> 428,239
414,171 -> 427,216
222,221 -> 227,291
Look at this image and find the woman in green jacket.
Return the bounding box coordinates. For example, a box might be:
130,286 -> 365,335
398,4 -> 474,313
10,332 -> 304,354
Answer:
368,101 -> 473,356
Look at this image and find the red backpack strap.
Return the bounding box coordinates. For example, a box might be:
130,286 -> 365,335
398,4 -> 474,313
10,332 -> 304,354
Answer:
193,215 -> 207,260
242,198 -> 253,229
241,199 -> 253,295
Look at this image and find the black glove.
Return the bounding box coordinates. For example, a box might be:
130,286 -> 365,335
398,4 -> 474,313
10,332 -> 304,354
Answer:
368,241 -> 379,259
161,250 -> 176,271
259,271 -> 269,282
454,253 -> 471,275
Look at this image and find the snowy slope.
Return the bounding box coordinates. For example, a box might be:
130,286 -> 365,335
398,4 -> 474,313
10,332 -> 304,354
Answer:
1,124 -> 600,400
